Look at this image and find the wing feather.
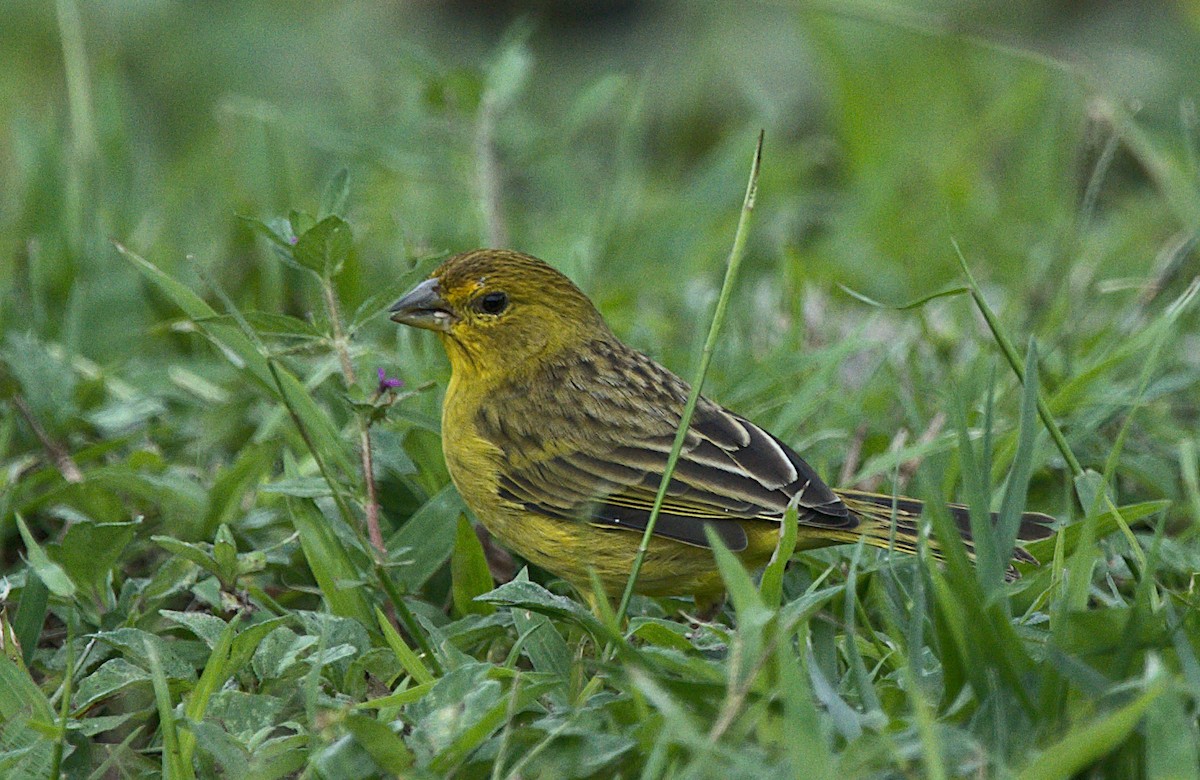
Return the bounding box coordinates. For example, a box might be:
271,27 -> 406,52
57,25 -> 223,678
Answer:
479,338 -> 853,549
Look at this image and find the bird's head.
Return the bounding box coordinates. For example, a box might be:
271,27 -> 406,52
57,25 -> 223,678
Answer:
390,249 -> 612,379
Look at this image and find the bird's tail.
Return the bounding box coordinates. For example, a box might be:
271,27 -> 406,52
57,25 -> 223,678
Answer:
829,489 -> 1056,570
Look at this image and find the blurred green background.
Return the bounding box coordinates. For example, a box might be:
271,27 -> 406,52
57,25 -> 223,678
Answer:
5,0 -> 1199,359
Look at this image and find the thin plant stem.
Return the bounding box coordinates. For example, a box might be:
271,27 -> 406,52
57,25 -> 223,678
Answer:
12,394 -> 83,484
475,92 -> 508,247
55,0 -> 95,255
47,612 -> 76,780
950,239 -> 1084,479
321,280 -> 357,385
615,131 -> 764,623
320,277 -> 387,557
201,272 -> 429,649
359,425 -> 385,555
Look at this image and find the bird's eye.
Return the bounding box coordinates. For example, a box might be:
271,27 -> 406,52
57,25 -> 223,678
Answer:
477,291 -> 509,315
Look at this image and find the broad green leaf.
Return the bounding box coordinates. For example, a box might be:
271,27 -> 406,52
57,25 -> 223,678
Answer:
630,619 -> 707,652
429,677 -> 560,773
342,713 -> 413,774
50,517 -> 140,599
426,672 -> 556,775
309,735 -> 379,780
477,578 -> 614,644
74,658 -> 151,709
74,713 -> 137,737
405,664 -> 499,760
387,483 -> 464,591
213,524 -> 238,583
251,627 -> 317,681
160,610 -> 228,649
92,628 -> 195,681
152,536 -> 220,579
14,514 -> 76,597
239,214 -> 296,251
0,652 -> 54,778
510,608 -> 571,694
288,210 -> 316,241
293,215 -> 352,278
205,690 -> 286,743
227,617 -> 290,674
259,477 -> 333,498
320,168 -> 351,218
188,720 -> 250,776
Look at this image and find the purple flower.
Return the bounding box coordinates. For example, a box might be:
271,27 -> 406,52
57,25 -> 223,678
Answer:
376,367 -> 403,393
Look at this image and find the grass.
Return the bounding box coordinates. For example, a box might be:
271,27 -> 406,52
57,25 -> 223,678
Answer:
3,2 -> 1200,778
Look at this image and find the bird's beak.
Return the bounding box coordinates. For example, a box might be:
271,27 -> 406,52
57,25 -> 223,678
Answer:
389,278 -> 456,332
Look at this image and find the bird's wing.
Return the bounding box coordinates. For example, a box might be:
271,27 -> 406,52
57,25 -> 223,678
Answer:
480,341 -> 852,552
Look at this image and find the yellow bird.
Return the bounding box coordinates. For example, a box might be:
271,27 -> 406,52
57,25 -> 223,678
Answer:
390,249 -> 1053,605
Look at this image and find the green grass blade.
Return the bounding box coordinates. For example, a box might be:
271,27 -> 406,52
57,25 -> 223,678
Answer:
147,639 -> 195,780
1017,682 -> 1163,780
451,515 -> 496,617
14,513 -> 76,598
11,576 -> 48,670
705,525 -> 766,623
283,453 -> 374,628
841,541 -> 882,716
991,339 -> 1043,594
178,613 -> 242,768
616,131 -> 763,622
951,239 -> 1084,482
760,501 -> 799,607
950,382 -> 1001,590
118,244 -> 355,479
1145,687 -> 1200,779
375,606 -> 435,685
0,624 -> 55,776
774,624 -> 834,777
